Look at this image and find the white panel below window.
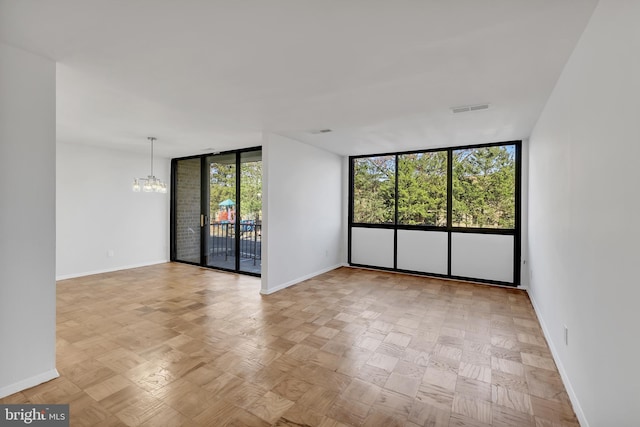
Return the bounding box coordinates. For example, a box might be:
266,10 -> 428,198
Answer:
397,230 -> 448,275
351,227 -> 394,269
451,233 -> 514,283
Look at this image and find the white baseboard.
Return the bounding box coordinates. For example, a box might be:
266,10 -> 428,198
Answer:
56,260 -> 169,281
0,369 -> 59,399
527,291 -> 589,427
260,263 -> 342,295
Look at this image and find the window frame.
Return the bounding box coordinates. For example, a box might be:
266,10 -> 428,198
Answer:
351,155 -> 397,225
396,151 -> 449,227
451,145 -> 517,230
348,140 -> 522,286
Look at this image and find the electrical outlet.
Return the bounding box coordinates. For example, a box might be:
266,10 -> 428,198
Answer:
564,325 -> 569,345
108,249 -> 114,257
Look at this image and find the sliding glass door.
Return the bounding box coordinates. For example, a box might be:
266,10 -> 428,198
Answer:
206,153 -> 237,270
239,151 -> 262,273
171,147 -> 262,276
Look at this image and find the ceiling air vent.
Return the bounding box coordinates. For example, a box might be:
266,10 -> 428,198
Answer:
309,128 -> 333,134
451,103 -> 490,114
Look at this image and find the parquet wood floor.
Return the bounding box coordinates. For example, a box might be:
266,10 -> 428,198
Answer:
1,263 -> 579,426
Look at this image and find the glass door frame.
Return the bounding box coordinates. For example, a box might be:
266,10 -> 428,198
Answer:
204,152 -> 238,272
170,146 -> 262,277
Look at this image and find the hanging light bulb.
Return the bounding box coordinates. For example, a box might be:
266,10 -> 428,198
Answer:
132,137 -> 167,193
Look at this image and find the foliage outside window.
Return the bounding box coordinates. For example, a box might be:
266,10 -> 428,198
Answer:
209,155 -> 236,220
452,146 -> 515,229
398,152 -> 448,226
351,143 -> 517,230
209,152 -> 262,222
352,156 -> 395,224
240,159 -> 262,221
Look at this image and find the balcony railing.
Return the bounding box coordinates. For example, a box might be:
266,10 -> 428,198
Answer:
209,220 -> 261,266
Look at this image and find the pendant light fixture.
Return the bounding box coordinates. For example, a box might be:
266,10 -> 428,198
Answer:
132,137 -> 167,193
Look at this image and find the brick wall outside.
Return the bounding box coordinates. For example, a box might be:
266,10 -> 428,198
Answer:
175,158 -> 201,263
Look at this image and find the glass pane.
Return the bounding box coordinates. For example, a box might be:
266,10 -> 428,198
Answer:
352,156 -> 396,224
239,150 -> 262,274
398,152 -> 447,226
174,158 -> 201,263
452,145 -> 516,229
207,153 -> 236,270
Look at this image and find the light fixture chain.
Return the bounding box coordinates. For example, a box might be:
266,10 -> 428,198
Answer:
148,136 -> 155,178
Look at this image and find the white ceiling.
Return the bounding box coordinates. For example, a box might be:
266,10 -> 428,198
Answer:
0,0 -> 598,158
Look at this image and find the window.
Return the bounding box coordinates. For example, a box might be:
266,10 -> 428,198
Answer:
352,155 -> 395,224
452,146 -> 516,229
349,141 -> 520,286
398,152 -> 447,226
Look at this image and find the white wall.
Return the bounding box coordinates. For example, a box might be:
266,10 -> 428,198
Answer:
528,1 -> 640,426
0,43 -> 57,397
56,142 -> 170,279
262,133 -> 343,294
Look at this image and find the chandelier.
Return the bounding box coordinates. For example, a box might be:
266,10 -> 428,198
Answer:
132,137 -> 167,193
